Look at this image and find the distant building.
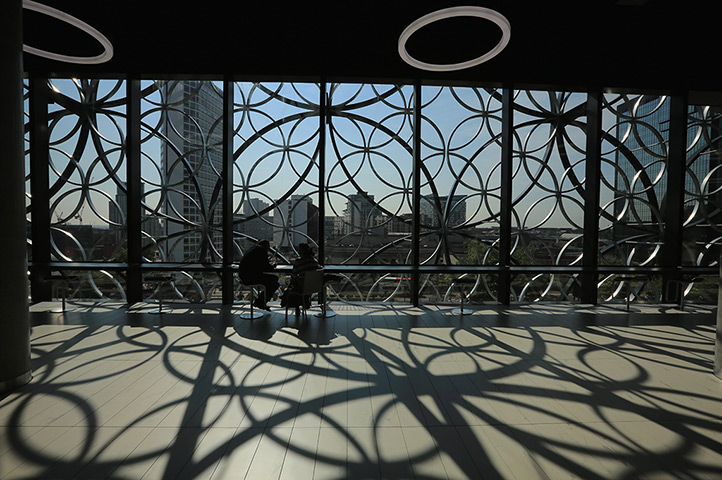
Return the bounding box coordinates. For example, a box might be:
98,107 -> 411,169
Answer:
235,197 -> 273,243
325,215 -> 345,237
108,182 -> 127,245
420,195 -> 467,229
274,195 -> 319,249
108,182 -> 163,247
389,213 -> 413,234
344,192 -> 376,233
342,191 -> 387,235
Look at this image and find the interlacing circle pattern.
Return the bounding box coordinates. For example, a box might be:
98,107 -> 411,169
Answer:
599,95 -> 720,304
25,81 -> 722,305
45,79 -> 129,300
684,105 -> 722,266
139,80 -> 225,301
232,82 -> 320,264
418,87 -> 503,303
325,84 -> 415,301
508,91 -> 587,301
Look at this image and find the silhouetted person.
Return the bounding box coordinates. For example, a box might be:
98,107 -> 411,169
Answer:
238,239 -> 278,310
292,243 -> 320,277
282,243 -> 320,313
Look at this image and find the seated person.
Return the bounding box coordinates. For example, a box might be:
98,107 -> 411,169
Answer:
238,239 -> 279,310
281,243 -> 320,311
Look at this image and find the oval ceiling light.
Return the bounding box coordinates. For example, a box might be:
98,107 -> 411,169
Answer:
398,6 -> 511,72
22,0 -> 113,64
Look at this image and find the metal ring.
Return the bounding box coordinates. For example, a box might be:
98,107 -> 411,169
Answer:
22,0 -> 113,64
398,6 -> 511,72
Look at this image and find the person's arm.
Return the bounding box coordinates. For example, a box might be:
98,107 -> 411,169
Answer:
262,253 -> 275,271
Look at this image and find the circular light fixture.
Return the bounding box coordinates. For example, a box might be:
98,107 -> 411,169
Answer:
398,6 -> 511,72
22,0 -> 113,64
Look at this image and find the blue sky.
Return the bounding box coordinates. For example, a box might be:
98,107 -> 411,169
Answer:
37,80 -> 653,231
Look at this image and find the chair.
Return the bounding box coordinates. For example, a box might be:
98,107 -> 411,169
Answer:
285,268 -> 324,320
238,280 -> 267,319
611,274 -> 641,312
666,274 -> 701,310
144,274 -> 174,314
451,276 -> 477,315
47,272 -> 78,313
314,274 -> 337,318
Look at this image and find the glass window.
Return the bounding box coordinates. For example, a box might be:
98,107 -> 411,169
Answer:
683,104 -> 722,267
140,80 -> 224,264
325,83 -> 414,266
232,82 -> 321,264
599,94 -> 669,268
420,86 -> 503,267
47,79 -> 128,265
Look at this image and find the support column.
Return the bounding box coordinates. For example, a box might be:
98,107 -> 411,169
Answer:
222,77 -> 235,305
498,86 -> 514,305
713,262 -> 722,378
126,78 -> 142,303
662,91 -> 688,303
0,0 -> 32,392
28,76 -> 50,301
581,88 -> 602,304
411,80 -> 421,307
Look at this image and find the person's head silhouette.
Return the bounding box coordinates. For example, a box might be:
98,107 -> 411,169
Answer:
298,243 -> 314,257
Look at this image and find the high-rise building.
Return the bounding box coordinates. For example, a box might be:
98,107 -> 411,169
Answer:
108,182 -> 163,248
160,81 -> 224,262
274,195 -> 319,250
420,195 -> 467,229
613,96 -> 722,227
613,96 -> 670,225
236,197 -> 273,245
344,191 -> 382,234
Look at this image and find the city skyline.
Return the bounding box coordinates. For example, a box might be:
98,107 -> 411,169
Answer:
48,82 -> 597,232
43,81 -> 722,271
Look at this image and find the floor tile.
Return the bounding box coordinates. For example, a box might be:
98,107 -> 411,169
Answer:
0,303 -> 718,480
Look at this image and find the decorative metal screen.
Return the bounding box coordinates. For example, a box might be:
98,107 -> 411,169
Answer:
510,90 -> 587,302
138,80 -> 225,302
140,80 -> 224,264
680,103 -> 722,303
46,79 -> 128,299
420,86 -> 503,264
683,104 -> 722,265
598,94 -> 670,303
325,84 -> 414,302
325,84 -> 414,264
24,79 -> 721,307
232,82 -> 321,264
418,86 -> 503,304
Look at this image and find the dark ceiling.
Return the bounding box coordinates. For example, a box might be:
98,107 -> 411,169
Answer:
20,0 -> 719,93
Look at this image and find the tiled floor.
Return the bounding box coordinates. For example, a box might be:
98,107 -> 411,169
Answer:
2,301 -> 722,479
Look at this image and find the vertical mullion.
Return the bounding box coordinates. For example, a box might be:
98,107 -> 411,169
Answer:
663,91 -> 689,302
498,86 -> 513,305
29,75 -> 51,301
411,80 -> 422,307
222,77 -> 235,304
582,88 -> 602,304
318,80 -> 327,264
126,77 -> 142,303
